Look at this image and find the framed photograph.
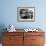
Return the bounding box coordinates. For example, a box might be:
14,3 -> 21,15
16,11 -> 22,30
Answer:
17,7 -> 35,22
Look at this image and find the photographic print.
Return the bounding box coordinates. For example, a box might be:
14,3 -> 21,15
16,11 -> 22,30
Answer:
17,7 -> 35,22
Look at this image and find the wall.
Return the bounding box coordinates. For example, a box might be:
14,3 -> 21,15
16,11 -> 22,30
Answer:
0,0 -> 46,29
0,0 -> 46,43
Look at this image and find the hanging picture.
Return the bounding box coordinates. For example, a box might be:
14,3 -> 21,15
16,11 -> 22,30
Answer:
17,7 -> 35,22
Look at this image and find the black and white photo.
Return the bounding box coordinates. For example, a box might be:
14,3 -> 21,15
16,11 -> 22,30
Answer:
17,7 -> 35,22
